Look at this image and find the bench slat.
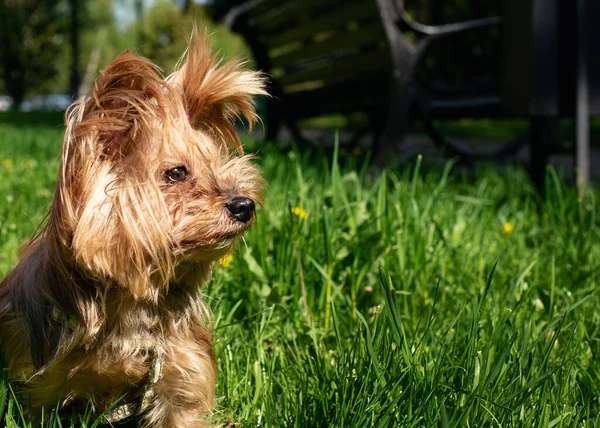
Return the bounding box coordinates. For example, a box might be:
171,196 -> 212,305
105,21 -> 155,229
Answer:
271,22 -> 386,69
242,0 -> 287,20
251,0 -> 337,34
264,2 -> 379,48
287,77 -> 390,118
278,49 -> 390,88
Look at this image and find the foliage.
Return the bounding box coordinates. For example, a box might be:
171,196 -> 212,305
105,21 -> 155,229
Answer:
127,0 -> 249,72
0,113 -> 599,426
0,0 -> 249,103
0,0 -> 125,104
69,0 -> 125,95
0,0 -> 69,106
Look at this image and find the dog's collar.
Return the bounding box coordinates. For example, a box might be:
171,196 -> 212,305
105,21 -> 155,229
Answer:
51,305 -> 164,423
103,345 -> 164,423
51,306 -> 78,330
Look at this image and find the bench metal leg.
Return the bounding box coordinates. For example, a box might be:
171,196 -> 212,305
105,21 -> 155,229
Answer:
287,118 -> 312,148
265,98 -> 282,141
576,0 -> 590,193
371,80 -> 410,166
530,116 -> 558,193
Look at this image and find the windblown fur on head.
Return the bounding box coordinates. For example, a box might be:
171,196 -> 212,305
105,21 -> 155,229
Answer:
48,27 -> 266,300
169,29 -> 266,151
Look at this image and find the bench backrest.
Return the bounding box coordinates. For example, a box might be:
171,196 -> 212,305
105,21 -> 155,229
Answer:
229,0 -> 393,119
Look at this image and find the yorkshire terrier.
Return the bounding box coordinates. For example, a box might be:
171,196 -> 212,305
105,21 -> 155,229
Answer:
0,29 -> 266,427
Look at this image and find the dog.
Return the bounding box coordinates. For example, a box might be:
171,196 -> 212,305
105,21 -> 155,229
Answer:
0,28 -> 266,427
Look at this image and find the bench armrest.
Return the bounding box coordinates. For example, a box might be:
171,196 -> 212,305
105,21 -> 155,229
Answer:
224,0 -> 266,31
393,0 -> 502,38
401,15 -> 502,37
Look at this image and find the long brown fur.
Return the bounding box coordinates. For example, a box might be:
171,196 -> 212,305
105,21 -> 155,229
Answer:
0,28 -> 266,427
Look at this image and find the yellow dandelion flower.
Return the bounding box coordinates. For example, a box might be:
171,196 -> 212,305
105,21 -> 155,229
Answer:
2,159 -> 13,168
291,206 -> 307,219
503,222 -> 514,234
25,160 -> 36,169
219,252 -> 233,268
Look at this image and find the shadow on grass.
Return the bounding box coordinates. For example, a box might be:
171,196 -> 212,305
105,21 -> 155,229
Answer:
0,111 -> 65,130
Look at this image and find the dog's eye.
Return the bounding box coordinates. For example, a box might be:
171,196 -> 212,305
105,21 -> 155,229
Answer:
165,166 -> 189,183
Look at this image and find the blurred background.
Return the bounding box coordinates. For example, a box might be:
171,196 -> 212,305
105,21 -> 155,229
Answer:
0,0 -> 503,110
0,0 -> 249,111
0,0 -> 598,188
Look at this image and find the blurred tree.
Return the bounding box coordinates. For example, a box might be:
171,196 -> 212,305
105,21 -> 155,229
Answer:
181,0 -> 193,13
0,0 -> 250,103
135,0 -> 144,49
77,0 -> 128,96
125,0 -> 249,72
69,0 -> 80,99
43,0 -> 129,97
136,0 -> 189,70
0,0 -> 68,107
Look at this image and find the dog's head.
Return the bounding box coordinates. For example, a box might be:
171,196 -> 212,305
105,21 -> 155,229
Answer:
50,29 -> 266,299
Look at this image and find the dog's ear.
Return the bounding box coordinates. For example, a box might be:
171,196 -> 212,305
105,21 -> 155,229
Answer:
169,28 -> 267,152
51,52 -> 175,299
74,51 -> 170,159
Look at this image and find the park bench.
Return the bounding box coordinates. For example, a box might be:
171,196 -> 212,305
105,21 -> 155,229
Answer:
223,0 -> 599,190
224,0 -> 502,156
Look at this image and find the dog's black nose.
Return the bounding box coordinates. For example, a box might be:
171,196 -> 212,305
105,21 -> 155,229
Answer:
226,197 -> 255,223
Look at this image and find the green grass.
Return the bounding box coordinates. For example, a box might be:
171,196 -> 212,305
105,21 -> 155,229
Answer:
0,113 -> 599,427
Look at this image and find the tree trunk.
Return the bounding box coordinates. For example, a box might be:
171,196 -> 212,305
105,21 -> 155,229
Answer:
0,3 -> 25,108
69,0 -> 80,99
136,0 -> 144,49
5,71 -> 25,110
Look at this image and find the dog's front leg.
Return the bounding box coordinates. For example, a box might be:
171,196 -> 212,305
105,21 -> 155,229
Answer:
143,335 -> 217,428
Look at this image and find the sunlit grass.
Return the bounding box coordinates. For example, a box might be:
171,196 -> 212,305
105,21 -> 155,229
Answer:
0,113 -> 599,427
